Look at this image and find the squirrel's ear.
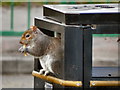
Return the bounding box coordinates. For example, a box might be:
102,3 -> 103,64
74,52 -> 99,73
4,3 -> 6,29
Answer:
30,26 -> 37,32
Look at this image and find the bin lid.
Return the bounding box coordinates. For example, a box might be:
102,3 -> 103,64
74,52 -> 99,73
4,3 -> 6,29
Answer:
43,4 -> 119,24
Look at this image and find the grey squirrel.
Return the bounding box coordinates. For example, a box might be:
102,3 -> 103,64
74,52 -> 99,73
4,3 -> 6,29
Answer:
19,26 -> 63,78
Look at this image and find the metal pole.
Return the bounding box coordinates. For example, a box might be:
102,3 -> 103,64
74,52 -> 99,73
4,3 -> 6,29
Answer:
32,71 -> 82,87
83,27 -> 92,89
10,1 -> 14,31
32,71 -> 120,87
90,81 -> 120,87
27,1 -> 31,29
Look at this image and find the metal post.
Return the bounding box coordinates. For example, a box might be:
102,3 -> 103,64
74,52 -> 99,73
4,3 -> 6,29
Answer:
83,27 -> 92,89
10,1 -> 14,31
27,1 -> 31,29
34,58 -> 45,90
64,26 -> 83,90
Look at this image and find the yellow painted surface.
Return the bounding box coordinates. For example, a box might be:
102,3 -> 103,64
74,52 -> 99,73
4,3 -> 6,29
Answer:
32,71 -> 120,87
32,71 -> 82,87
90,81 -> 120,87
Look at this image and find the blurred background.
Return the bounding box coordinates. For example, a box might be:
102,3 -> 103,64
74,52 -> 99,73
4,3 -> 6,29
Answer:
0,0 -> 119,89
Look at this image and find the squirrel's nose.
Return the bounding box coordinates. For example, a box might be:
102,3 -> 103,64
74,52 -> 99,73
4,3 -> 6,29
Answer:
19,41 -> 23,44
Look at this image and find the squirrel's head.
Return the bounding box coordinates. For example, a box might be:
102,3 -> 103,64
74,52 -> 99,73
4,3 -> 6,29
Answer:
19,26 -> 43,45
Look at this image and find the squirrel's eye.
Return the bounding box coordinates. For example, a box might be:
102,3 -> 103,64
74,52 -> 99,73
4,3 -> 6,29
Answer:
25,34 -> 30,38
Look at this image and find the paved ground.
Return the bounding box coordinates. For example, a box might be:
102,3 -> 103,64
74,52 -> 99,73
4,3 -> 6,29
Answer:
1,74 -> 34,88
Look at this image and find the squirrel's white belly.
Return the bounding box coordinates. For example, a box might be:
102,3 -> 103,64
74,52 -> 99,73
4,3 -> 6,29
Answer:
39,54 -> 54,73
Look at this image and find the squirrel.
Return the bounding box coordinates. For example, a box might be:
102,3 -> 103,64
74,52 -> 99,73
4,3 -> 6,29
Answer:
19,26 -> 63,78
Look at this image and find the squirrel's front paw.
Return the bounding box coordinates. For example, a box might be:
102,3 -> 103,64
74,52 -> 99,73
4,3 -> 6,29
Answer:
18,46 -> 28,53
39,69 -> 50,76
44,71 -> 50,76
39,69 -> 45,75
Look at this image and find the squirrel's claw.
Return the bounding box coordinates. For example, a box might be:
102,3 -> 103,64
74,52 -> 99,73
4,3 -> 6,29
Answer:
18,46 -> 23,52
18,46 -> 28,53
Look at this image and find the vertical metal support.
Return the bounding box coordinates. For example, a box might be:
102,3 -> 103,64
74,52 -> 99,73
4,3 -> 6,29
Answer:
64,26 -> 83,89
27,1 -> 31,29
10,1 -> 14,31
83,27 -> 92,89
34,58 -> 45,90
